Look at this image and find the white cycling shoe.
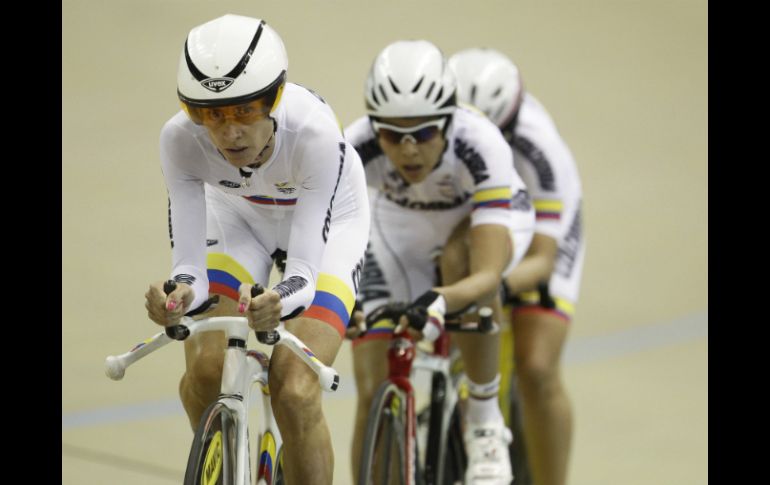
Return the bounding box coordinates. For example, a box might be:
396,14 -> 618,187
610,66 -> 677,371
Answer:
463,422 -> 514,485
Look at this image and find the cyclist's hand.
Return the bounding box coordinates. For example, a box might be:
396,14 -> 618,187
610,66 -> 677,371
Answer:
238,284 -> 282,331
395,290 -> 446,342
345,309 -> 367,339
145,281 -> 193,326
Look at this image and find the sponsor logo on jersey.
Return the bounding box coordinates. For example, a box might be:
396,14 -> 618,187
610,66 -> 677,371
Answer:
454,138 -> 490,185
322,143 -> 346,243
513,135 -> 556,191
274,182 -> 296,194
359,243 -> 391,303
437,174 -> 458,199
173,274 -> 197,286
384,192 -> 470,210
511,188 -> 532,211
219,180 -> 241,189
555,204 -> 582,277
274,276 -> 309,299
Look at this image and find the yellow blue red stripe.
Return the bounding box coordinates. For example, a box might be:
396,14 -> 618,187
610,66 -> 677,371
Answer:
473,186 -> 512,210
243,195 -> 297,206
303,273 -> 355,337
206,253 -> 255,301
258,431 -> 277,481
534,199 -> 563,221
513,290 -> 575,321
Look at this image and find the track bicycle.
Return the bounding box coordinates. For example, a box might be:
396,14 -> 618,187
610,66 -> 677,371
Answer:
356,303 -> 495,485
105,282 -> 339,485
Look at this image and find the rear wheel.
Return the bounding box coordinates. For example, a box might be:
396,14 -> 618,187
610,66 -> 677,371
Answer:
358,382 -> 411,485
184,401 -> 238,485
442,405 -> 466,485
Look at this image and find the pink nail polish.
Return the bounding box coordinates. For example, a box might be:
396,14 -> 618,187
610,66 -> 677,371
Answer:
238,303 -> 246,313
166,301 -> 177,311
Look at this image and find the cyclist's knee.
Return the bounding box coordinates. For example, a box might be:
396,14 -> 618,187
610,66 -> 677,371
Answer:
184,342 -> 225,393
514,352 -> 560,395
270,367 -> 322,416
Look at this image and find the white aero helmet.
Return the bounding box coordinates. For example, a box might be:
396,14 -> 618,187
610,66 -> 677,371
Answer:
448,48 -> 524,127
365,40 -> 456,119
177,14 -> 287,109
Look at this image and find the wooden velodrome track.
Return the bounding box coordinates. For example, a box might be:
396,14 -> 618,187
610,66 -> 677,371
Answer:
63,1 -> 707,483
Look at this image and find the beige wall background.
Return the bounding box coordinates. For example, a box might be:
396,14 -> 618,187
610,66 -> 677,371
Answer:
63,1 -> 707,483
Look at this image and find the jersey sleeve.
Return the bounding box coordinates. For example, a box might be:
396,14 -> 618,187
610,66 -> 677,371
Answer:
458,120 -> 519,229
273,108 -> 348,319
513,112 -> 581,242
159,118 -> 211,312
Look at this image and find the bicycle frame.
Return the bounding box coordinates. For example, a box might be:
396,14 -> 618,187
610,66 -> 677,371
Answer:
105,316 -> 338,485
358,307 -> 494,485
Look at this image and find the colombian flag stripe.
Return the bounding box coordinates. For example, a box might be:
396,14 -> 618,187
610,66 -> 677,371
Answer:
304,273 -> 356,337
534,199 -> 563,220
473,187 -> 513,202
206,253 -> 254,300
243,195 -> 297,206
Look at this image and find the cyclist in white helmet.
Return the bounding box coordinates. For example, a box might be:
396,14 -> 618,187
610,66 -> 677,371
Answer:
449,48 -> 584,485
346,40 -> 535,484
143,14 -> 370,484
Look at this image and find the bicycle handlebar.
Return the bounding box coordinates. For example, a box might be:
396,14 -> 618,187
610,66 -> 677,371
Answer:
362,302 -> 497,338
104,315 -> 340,392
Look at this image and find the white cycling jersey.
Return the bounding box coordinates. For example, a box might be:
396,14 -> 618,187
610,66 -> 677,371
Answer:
504,93 -> 585,317
160,83 -> 369,332
345,107 -> 535,328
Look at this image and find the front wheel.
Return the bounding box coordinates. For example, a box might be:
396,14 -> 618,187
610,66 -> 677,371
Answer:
358,382 -> 412,485
184,401 -> 238,485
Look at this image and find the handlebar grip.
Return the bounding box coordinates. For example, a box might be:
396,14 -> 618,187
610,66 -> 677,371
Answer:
162,280 -> 189,340
478,306 -> 493,333
252,284 -> 280,345
163,280 -> 177,295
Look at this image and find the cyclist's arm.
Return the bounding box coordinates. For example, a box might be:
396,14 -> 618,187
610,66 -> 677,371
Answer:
503,232 -> 558,295
159,118 -> 210,313
274,116 -> 348,319
435,223 -> 511,313
434,118 -> 521,314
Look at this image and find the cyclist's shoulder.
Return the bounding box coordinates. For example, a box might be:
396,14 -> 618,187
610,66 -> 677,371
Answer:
160,111 -> 210,169
514,94 -> 568,148
277,83 -> 341,135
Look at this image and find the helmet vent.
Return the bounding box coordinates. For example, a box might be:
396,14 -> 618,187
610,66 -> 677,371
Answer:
425,81 -> 435,100
470,85 -> 477,104
388,77 -> 401,94
378,84 -> 389,102
371,87 -> 380,106
435,86 -> 444,103
492,87 -> 503,98
411,76 -> 424,93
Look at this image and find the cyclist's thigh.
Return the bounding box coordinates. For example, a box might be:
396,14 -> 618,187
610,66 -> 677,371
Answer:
503,200 -> 536,276
351,339 -> 390,397
510,242 -> 585,367
204,186 -> 276,301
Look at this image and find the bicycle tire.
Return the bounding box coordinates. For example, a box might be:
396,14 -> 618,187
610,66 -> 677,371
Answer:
443,404 -> 466,485
358,382 -> 410,485
424,372 -> 449,485
184,401 -> 238,485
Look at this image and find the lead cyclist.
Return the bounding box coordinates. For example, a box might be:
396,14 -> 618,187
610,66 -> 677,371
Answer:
142,14 -> 369,485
